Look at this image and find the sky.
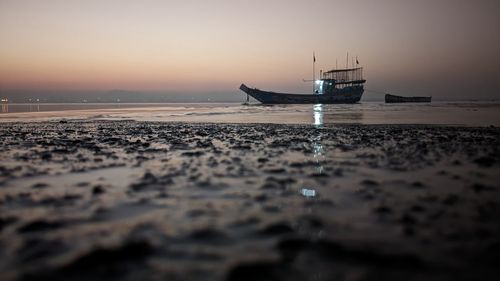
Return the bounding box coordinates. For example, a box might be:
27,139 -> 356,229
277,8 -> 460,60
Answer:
1,0 -> 500,101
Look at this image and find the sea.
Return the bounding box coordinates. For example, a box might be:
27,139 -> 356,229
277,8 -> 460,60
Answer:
1,101 -> 500,126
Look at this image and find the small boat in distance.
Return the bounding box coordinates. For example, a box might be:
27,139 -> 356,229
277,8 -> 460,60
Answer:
240,67 -> 365,104
385,94 -> 432,103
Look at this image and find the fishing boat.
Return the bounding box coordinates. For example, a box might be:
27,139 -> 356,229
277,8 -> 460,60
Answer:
240,67 -> 365,104
385,94 -> 431,103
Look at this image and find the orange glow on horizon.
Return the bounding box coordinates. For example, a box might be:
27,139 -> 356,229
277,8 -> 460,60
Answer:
1,0 -> 499,99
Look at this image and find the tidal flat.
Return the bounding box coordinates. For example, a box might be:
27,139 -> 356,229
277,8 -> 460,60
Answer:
0,121 -> 499,281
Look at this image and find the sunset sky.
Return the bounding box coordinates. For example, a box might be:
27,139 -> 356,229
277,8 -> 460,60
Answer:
1,0 -> 499,100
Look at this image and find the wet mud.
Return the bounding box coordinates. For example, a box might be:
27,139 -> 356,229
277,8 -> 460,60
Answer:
0,121 -> 499,281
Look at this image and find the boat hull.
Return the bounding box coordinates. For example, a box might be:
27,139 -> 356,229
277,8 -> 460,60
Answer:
240,84 -> 363,104
385,94 -> 431,103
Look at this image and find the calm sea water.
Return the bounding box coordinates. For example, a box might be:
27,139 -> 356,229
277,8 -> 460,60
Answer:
1,102 -> 500,126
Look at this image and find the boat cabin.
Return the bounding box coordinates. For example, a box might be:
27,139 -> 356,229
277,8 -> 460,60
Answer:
316,67 -> 366,95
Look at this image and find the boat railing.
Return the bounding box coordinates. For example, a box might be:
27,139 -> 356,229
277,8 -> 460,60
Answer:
322,67 -> 364,83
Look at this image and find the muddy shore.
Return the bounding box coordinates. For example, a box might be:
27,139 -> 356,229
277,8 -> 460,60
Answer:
1,121 -> 499,281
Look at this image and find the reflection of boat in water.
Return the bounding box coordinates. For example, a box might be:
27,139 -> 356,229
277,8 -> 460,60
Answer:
240,67 -> 365,104
311,103 -> 364,124
385,94 -> 431,103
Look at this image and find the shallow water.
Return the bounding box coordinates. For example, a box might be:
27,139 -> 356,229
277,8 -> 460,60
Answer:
1,102 -> 500,126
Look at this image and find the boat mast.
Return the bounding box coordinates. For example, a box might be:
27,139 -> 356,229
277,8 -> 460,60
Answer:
313,51 -> 316,94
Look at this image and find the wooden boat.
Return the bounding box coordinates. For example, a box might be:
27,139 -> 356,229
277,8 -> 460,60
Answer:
385,94 -> 431,103
240,67 -> 366,104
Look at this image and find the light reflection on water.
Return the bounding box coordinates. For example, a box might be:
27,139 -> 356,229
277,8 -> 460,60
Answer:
313,104 -> 324,126
301,104 -> 326,198
0,103 -> 128,114
0,103 -> 45,113
300,188 -> 316,197
312,104 -> 325,174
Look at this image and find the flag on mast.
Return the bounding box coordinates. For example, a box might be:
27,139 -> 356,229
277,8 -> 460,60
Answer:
313,52 -> 316,63
356,56 -> 359,65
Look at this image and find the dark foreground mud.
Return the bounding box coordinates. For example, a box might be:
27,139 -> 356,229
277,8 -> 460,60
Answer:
0,121 -> 499,281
